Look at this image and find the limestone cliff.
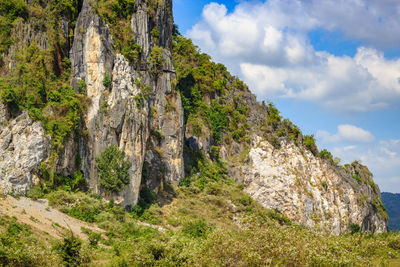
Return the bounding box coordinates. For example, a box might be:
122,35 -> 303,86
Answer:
68,0 -> 184,206
0,0 -> 183,206
0,0 -> 387,233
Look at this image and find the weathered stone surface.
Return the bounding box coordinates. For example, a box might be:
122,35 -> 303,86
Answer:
232,136 -> 387,234
0,111 -> 50,195
68,0 -> 183,206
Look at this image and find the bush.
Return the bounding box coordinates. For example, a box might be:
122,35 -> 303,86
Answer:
352,174 -> 362,183
103,74 -> 112,89
140,204 -> 162,225
121,38 -> 142,63
209,146 -> 220,161
55,232 -> 83,266
150,46 -> 164,70
303,135 -> 318,156
182,220 -> 212,238
239,196 -> 253,206
350,223 -> 361,235
267,102 -> 281,129
81,228 -> 102,248
77,80 -> 86,94
96,145 -> 132,193
319,149 -> 333,162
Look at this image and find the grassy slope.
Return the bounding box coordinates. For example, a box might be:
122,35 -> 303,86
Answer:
7,179 -> 399,266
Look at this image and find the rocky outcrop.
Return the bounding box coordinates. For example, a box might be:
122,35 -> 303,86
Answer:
0,107 -> 50,195
237,137 -> 386,234
67,0 -> 183,206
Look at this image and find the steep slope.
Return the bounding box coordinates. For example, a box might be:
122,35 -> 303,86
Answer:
172,36 -> 387,233
381,192 -> 400,231
0,0 -> 388,233
0,0 -> 184,206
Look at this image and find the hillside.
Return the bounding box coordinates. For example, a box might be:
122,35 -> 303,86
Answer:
382,192 -> 400,231
0,185 -> 400,266
0,0 -> 393,265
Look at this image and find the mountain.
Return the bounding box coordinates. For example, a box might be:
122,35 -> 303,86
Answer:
382,192 -> 400,231
0,0 -> 387,236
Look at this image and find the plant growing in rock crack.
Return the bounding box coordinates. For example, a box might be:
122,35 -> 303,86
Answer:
96,145 -> 131,193
150,45 -> 164,71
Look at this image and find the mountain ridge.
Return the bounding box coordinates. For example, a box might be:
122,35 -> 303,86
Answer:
0,0 -> 387,234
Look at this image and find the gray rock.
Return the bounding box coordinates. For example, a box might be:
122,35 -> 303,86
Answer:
0,111 -> 50,195
67,0 -> 183,206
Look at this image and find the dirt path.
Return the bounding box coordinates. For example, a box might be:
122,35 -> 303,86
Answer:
0,195 -> 104,240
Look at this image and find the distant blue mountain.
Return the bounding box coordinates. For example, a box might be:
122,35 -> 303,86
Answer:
381,192 -> 400,231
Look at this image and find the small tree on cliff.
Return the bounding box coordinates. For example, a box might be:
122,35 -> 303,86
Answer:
96,145 -> 131,192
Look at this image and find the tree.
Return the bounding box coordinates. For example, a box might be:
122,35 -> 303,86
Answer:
96,145 -> 131,192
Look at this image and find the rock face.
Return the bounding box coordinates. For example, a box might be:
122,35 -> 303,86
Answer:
0,106 -> 50,195
239,137 -> 386,234
67,0 -> 184,205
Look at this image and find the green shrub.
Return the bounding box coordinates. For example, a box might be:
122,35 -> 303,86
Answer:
150,45 -> 164,70
239,196 -> 253,206
54,232 -> 83,266
140,204 -> 162,225
266,210 -> 292,225
77,80 -> 86,94
26,185 -> 45,200
209,146 -> 220,161
303,135 -> 318,156
191,118 -> 202,137
151,129 -> 164,143
69,204 -> 100,223
7,221 -> 23,236
267,102 -> 281,129
167,218 -> 180,227
319,149 -> 333,162
96,145 -> 132,193
350,223 -> 361,235
182,220 -> 212,238
121,38 -> 142,63
103,73 -> 112,89
82,228 -> 102,247
151,27 -> 160,43
53,171 -> 87,192
352,174 -> 362,183
208,101 -> 228,145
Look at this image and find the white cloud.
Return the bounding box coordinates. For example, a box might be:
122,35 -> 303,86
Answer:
188,1 -> 400,112
317,124 -> 375,143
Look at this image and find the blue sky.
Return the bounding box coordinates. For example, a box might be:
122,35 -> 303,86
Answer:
173,0 -> 400,193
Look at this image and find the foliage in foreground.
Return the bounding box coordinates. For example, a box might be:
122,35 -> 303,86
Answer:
18,166 -> 400,266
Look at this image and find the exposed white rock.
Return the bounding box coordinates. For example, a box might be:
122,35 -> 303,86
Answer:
0,111 -> 50,195
239,136 -> 386,234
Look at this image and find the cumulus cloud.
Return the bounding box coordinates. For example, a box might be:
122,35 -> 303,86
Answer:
317,124 -> 375,143
188,0 -> 400,112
